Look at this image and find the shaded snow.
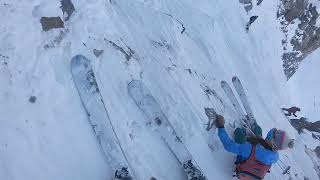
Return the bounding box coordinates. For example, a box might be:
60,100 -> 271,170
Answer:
288,48 -> 320,123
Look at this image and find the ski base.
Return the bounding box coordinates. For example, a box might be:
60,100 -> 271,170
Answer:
71,55 -> 134,179
232,77 -> 255,124
128,80 -> 207,180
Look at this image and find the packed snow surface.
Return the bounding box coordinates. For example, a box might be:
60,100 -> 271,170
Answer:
0,0 -> 319,179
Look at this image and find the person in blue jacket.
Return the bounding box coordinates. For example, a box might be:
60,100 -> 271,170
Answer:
215,114 -> 294,180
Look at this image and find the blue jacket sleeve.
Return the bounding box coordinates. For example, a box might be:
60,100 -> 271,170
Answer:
218,128 -> 249,157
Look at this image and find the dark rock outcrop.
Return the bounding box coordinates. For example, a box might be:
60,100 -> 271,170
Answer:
93,49 -> 104,57
40,17 -> 64,31
238,0 -> 264,12
239,0 -> 253,12
29,96 -> 37,103
290,118 -> 320,133
315,146 -> 320,159
312,133 -> 320,141
278,0 -> 320,79
60,0 -> 75,21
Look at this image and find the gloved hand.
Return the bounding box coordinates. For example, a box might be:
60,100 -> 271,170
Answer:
216,114 -> 225,128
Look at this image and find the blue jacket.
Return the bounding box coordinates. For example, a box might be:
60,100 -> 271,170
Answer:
218,128 -> 279,165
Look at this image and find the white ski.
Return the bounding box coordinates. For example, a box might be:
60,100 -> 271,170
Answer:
221,80 -> 254,132
232,76 -> 256,127
71,55 -> 133,180
128,80 -> 207,180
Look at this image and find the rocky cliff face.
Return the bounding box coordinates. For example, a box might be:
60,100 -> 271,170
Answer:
278,0 -> 320,80
239,0 -> 264,12
239,0 -> 320,80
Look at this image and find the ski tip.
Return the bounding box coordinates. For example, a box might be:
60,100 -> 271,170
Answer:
204,107 -> 215,112
232,76 -> 239,82
220,80 -> 228,87
127,80 -> 145,94
128,80 -> 142,88
71,54 -> 89,66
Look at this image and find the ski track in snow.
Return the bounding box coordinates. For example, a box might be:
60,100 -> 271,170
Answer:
0,0 -> 319,179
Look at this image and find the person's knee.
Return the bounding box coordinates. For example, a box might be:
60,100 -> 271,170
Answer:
234,127 -> 246,134
252,123 -> 262,137
234,128 -> 247,144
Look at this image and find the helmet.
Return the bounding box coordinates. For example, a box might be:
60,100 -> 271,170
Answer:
266,128 -> 294,150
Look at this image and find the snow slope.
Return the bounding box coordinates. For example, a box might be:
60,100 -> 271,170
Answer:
0,0 -> 319,179
287,48 -> 320,123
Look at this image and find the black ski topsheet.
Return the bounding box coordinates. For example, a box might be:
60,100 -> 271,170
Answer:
71,55 -> 133,180
128,80 -> 207,180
